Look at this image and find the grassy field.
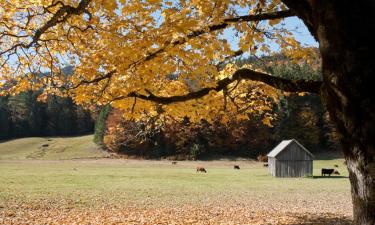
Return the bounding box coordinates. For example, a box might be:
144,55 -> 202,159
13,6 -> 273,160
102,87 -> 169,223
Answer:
0,135 -> 109,160
0,136 -> 352,224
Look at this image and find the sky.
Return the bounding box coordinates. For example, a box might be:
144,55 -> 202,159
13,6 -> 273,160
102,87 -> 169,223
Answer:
282,17 -> 318,47
223,16 -> 318,53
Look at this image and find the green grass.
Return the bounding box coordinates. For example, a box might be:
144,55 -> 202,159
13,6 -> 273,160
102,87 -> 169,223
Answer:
0,135 -> 108,160
0,137 -> 352,224
0,158 -> 350,208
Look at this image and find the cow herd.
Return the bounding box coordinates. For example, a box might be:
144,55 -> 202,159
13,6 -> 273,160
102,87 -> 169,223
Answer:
172,161 -> 342,176
196,165 -> 241,173
171,161 -> 241,173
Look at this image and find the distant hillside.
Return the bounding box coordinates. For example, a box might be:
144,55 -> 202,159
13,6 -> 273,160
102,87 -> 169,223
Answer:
0,135 -> 109,160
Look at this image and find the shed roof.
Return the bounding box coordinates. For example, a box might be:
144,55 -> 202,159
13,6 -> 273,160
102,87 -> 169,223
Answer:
267,139 -> 314,158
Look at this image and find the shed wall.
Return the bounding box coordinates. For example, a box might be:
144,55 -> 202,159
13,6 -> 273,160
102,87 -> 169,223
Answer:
274,160 -> 313,177
268,157 -> 276,176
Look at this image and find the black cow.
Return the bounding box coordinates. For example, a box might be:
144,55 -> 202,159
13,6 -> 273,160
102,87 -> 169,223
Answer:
234,165 -> 240,170
321,168 -> 335,176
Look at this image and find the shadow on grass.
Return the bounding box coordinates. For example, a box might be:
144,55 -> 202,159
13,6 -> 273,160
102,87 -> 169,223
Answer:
288,214 -> 352,225
313,175 -> 348,179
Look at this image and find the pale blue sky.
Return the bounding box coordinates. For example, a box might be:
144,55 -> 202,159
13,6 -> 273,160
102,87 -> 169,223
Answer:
282,17 -> 318,46
222,16 -> 318,52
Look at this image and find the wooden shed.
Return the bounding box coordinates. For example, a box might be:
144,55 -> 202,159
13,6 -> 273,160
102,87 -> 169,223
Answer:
267,139 -> 314,177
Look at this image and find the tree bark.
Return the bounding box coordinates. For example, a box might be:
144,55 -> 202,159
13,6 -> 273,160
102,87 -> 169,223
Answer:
283,1 -> 375,224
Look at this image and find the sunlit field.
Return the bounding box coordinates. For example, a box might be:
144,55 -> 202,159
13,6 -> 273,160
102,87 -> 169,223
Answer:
0,137 -> 352,224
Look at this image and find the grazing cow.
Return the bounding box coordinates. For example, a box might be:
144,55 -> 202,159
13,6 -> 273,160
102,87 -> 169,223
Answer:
333,170 -> 340,175
196,167 -> 207,173
263,163 -> 268,167
172,161 -> 177,165
234,165 -> 240,170
257,154 -> 268,162
321,168 -> 335,176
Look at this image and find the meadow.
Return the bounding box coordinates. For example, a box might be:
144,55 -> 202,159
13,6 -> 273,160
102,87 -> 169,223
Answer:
0,136 -> 352,224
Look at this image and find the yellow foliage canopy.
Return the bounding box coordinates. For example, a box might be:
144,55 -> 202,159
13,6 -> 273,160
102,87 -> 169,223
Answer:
0,0 -> 317,124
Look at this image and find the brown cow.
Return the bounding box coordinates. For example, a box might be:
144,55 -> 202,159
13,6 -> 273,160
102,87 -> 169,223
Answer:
234,165 -> 240,170
171,161 -> 177,165
196,167 -> 207,173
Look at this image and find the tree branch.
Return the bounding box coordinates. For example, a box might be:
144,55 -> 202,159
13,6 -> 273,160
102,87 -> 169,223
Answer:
186,10 -> 294,41
71,50 -> 245,90
122,68 -> 322,104
72,70 -> 116,89
30,0 -> 91,48
142,10 -> 295,63
0,0 -> 91,57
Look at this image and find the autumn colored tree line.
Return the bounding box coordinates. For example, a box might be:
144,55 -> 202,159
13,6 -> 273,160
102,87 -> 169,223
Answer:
95,93 -> 338,159
95,56 -> 339,159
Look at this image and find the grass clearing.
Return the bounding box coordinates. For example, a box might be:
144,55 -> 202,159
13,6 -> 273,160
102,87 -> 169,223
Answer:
0,135 -> 108,160
0,137 -> 352,224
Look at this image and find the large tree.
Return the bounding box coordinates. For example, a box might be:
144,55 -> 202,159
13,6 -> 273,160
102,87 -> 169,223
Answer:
0,0 -> 373,224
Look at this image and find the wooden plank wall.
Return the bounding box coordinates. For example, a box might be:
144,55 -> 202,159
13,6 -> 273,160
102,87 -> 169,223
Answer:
274,160 -> 313,177
268,157 -> 276,176
269,142 -> 313,177
276,142 -> 313,161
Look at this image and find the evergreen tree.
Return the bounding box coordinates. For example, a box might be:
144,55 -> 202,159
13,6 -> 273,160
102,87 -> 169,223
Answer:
0,96 -> 11,140
7,92 -> 32,137
94,104 -> 112,146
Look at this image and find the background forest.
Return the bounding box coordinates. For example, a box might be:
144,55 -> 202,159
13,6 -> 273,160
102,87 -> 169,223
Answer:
93,54 -> 340,159
0,53 -> 339,158
0,92 -> 94,140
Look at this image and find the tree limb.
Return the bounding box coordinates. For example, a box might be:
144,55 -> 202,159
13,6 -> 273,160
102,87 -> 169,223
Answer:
71,50 -> 245,90
0,0 -> 91,57
31,0 -> 91,48
72,70 -> 116,89
122,68 -> 322,104
142,10 -> 295,63
183,10 -> 294,43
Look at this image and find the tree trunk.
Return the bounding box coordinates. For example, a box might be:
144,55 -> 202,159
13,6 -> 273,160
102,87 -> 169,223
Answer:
282,1 -> 375,224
